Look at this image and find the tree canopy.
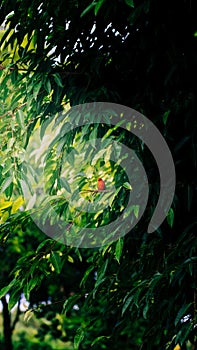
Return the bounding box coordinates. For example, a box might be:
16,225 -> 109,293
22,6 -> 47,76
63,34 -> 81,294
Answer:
0,0 -> 196,349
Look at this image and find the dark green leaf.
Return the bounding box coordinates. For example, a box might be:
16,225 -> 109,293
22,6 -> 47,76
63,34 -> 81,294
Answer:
8,289 -> 21,311
50,251 -> 61,274
167,208 -> 174,228
36,239 -> 53,253
53,73 -> 64,88
174,303 -> 192,327
80,2 -> 96,17
125,0 -> 134,8
91,335 -> 110,346
94,0 -> 105,15
74,328 -> 84,349
115,238 -> 124,263
122,294 -> 133,316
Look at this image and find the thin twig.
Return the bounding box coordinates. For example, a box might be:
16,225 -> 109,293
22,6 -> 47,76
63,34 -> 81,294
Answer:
80,189 -> 113,194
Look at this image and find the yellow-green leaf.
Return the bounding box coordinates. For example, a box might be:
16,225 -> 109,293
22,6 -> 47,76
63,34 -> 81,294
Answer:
11,196 -> 24,213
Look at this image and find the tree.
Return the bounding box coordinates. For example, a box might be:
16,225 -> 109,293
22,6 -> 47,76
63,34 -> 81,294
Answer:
0,0 -> 196,349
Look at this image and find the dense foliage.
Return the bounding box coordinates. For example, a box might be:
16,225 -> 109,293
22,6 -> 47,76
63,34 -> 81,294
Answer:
0,0 -> 196,349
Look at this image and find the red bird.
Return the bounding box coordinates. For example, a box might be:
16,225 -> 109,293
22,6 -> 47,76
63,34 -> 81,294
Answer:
97,178 -> 105,191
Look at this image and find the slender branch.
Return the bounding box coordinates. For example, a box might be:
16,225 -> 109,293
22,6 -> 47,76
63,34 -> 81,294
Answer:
0,98 -> 29,121
0,64 -> 14,71
26,297 -> 66,314
80,189 -> 113,194
0,111 -> 12,120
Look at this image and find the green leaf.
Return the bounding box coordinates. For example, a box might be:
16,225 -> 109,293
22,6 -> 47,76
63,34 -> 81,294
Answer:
91,335 -> 110,346
167,208 -> 174,228
123,182 -> 132,190
115,238 -> 124,263
24,282 -> 30,300
97,259 -> 108,281
28,275 -> 42,293
60,177 -> 71,193
0,280 -> 16,299
2,160 -> 13,176
163,110 -> 170,125
122,294 -> 133,316
50,251 -> 61,274
63,294 -> 80,313
0,176 -> 12,194
16,109 -> 25,129
36,239 -> 53,253
8,289 -> 21,311
53,73 -> 64,88
95,259 -> 108,289
40,116 -> 53,139
66,147 -> 77,166
143,303 -> 149,319
80,2 -> 96,17
74,328 -> 84,349
44,78 -> 51,94
177,322 -> 193,346
33,81 -> 42,100
174,303 -> 192,327
94,0 -> 105,15
19,177 -> 34,196
80,265 -> 94,287
7,137 -> 15,150
133,205 -> 140,219
125,0 -> 134,8
101,243 -> 112,257
75,248 -> 83,262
